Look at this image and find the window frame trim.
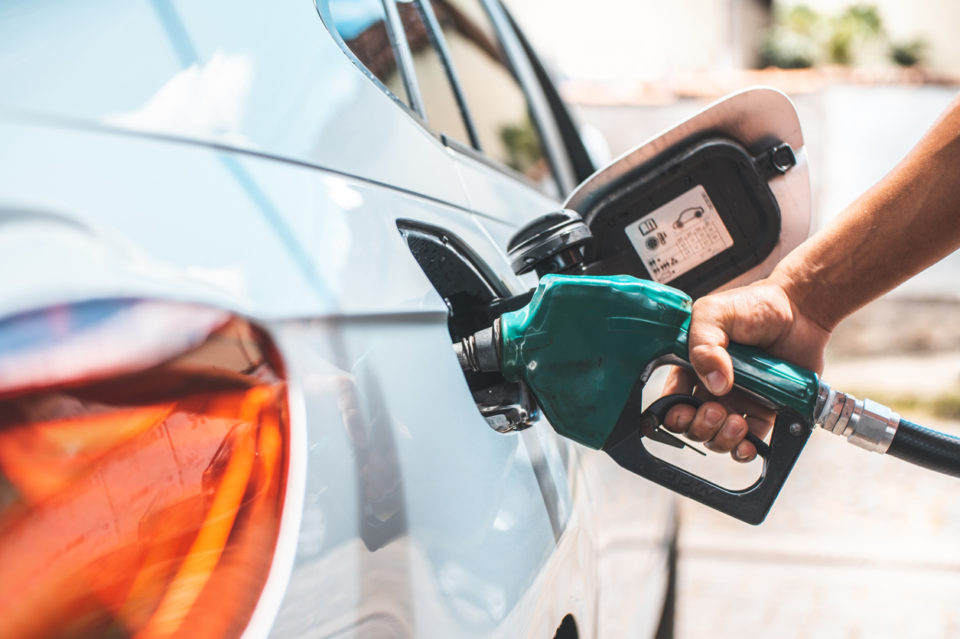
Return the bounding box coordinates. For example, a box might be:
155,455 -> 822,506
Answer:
315,0 -> 423,122
413,0 -> 483,150
479,0 -> 576,194
396,0 -> 568,198
316,0 -> 574,199
379,0 -> 431,119
503,6 -> 597,184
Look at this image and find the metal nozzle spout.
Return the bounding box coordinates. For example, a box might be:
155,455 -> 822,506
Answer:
453,320 -> 502,373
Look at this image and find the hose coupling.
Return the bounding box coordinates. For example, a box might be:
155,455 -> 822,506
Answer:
454,319 -> 502,373
814,382 -> 900,453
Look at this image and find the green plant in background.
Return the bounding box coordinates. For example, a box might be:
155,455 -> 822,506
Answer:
500,116 -> 542,175
825,4 -> 884,64
758,4 -> 822,69
758,3 -> 924,70
850,388 -> 960,421
890,37 -> 928,67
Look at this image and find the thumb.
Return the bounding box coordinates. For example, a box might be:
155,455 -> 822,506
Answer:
687,297 -> 735,396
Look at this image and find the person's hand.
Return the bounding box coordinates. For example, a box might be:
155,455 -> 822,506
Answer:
660,275 -> 831,461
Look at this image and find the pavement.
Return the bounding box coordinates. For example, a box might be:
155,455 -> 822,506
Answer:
671,305 -> 960,639
675,410 -> 960,639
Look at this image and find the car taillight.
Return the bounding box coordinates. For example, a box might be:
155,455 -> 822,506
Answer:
0,300 -> 289,639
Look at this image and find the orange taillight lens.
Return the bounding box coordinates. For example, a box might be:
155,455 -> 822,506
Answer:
0,302 -> 288,639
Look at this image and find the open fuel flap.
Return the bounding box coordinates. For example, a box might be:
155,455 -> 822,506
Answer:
512,87 -> 811,297
399,221 -> 537,434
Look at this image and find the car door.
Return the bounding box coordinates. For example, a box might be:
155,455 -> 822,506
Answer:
320,0 -> 607,635
362,1 -> 684,636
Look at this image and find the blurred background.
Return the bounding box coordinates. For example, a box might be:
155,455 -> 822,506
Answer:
507,2 -> 960,637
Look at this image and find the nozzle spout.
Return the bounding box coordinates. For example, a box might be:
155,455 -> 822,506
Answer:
453,320 -> 502,373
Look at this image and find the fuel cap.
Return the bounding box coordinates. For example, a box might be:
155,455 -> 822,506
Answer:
506,209 -> 592,277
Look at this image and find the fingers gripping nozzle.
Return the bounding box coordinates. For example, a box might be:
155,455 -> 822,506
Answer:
454,320 -> 502,373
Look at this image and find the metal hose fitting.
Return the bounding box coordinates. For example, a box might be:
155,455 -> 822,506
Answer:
813,381 -> 900,453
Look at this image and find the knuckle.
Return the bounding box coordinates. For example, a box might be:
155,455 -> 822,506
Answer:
689,297 -> 733,350
689,343 -> 716,359
733,440 -> 757,462
664,405 -> 693,430
691,295 -> 723,319
689,343 -> 721,370
733,291 -> 788,342
688,405 -> 724,441
685,417 -> 710,441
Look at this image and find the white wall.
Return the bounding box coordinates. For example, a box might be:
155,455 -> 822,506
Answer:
505,0 -> 765,82
506,0 -> 959,79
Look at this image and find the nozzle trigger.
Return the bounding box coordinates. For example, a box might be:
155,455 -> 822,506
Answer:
640,394 -> 770,459
604,384 -> 811,524
640,395 -> 706,449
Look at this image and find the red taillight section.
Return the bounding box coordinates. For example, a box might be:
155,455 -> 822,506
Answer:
0,307 -> 288,639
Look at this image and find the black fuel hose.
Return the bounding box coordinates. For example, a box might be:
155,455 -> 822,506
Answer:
887,419 -> 960,478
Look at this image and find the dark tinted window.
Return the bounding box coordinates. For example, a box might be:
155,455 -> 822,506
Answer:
328,0 -> 408,103
395,0 -> 472,144
430,0 -> 555,190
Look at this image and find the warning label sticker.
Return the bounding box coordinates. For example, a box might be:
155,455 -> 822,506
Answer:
624,185 -> 733,284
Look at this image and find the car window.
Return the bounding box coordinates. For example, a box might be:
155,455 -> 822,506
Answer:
394,0 -> 473,146
327,0 -> 409,104
503,6 -> 598,185
427,0 -> 556,192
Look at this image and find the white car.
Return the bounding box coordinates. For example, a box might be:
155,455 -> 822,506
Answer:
0,1 -> 810,637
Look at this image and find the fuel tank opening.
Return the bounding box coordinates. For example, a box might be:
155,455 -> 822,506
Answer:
398,221 -> 536,433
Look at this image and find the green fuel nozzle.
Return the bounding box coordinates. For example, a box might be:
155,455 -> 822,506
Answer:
456,274 -> 960,524
459,274 -> 820,444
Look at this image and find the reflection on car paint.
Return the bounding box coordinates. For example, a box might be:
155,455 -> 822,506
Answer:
0,0 -> 469,206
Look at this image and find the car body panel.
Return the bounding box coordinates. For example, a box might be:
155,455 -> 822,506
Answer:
263,317 -> 593,637
0,0 -> 469,208
0,114 -> 671,636
0,1 -> 682,636
0,118 -> 491,320
452,150 -> 564,230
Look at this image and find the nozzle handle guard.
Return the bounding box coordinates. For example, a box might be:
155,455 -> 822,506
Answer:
604,387 -> 812,525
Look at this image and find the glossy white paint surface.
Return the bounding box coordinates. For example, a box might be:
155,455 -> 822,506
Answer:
0,0 -> 469,209
0,119 -> 617,635
0,1 -> 677,636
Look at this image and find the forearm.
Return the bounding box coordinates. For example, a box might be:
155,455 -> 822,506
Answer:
771,93 -> 960,331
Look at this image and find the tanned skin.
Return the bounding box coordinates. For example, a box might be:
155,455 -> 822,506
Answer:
661,93 -> 960,461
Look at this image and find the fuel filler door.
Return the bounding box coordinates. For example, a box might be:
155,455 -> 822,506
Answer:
510,87 -> 811,297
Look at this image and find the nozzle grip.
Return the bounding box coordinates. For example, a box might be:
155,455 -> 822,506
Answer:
604,387 -> 812,525
724,342 -> 819,420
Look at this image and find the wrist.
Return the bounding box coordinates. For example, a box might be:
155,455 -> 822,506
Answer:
766,259 -> 840,334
